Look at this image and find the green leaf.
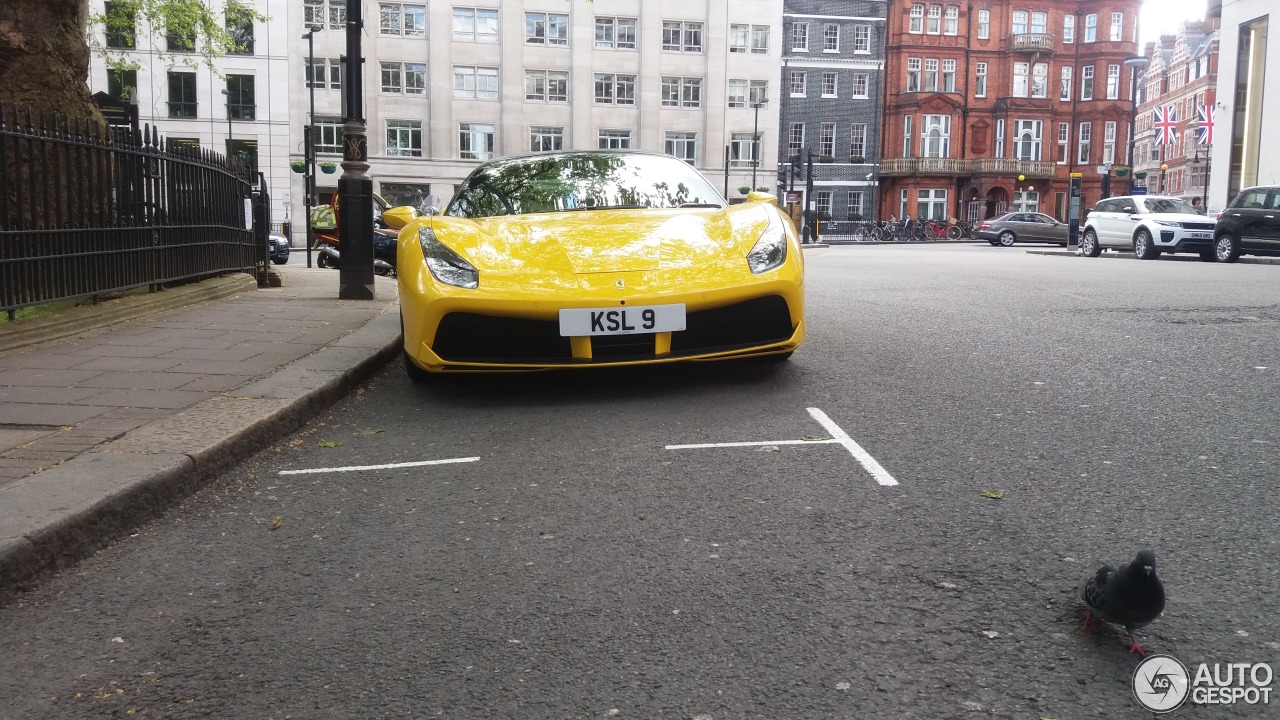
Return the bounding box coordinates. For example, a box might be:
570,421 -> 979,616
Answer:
355,428 -> 384,436
318,441 -> 341,448
979,490 -> 1005,500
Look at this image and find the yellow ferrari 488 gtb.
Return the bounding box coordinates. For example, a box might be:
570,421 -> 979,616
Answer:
396,150 -> 805,380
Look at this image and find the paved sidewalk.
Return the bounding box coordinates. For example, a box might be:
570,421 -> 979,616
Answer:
0,267 -> 401,593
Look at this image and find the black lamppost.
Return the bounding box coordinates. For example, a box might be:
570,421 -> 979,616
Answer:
751,100 -> 766,190
1123,55 -> 1148,194
1159,163 -> 1169,194
302,24 -> 321,268
220,88 -> 233,152
338,0 -> 374,300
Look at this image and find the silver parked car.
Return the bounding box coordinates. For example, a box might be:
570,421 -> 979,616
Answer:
973,212 -> 1069,247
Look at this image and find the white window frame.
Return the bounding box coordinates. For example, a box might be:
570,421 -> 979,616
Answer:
1057,122 -> 1070,164
593,74 -> 636,105
848,191 -> 865,218
730,23 -> 750,53
974,62 -> 987,97
452,7 -> 498,43
925,59 -> 938,92
853,25 -> 870,53
1060,66 -> 1072,101
821,72 -> 838,98
1106,64 -> 1120,99
927,4 -> 942,34
1032,62 -> 1048,98
995,118 -> 1005,158
819,122 -> 836,158
1103,121 -> 1116,164
525,69 -> 568,103
379,3 -> 425,37
453,65 -> 498,100
594,16 -> 637,50
1063,14 -> 1075,43
750,80 -> 769,106
909,4 -> 924,34
907,58 -> 921,92
1031,12 -> 1047,35
661,20 -> 703,52
850,124 -> 867,159
727,79 -> 748,108
788,122 -> 805,157
751,25 -> 769,53
823,23 -> 840,52
791,21 -> 809,51
1084,14 -> 1097,43
977,10 -> 990,39
1014,119 -> 1043,161
921,114 -> 951,158
598,129 -> 632,150
459,122 -> 494,160
386,119 -> 422,157
664,131 -> 697,164
851,72 -> 869,98
729,132 -> 757,168
942,59 -> 956,93
918,188 -> 948,220
1013,62 -> 1029,98
660,76 -> 703,108
1012,11 -> 1027,35
525,11 -> 569,46
790,71 -> 807,97
1110,12 -> 1123,41
1077,122 -> 1091,164
944,6 -> 958,35
530,125 -> 563,153
1081,65 -> 1094,100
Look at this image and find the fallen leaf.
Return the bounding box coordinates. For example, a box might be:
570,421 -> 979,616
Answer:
289,438 -> 304,447
979,490 -> 1005,500
982,630 -> 999,638
355,428 -> 384,436
271,516 -> 282,530
318,441 -> 341,448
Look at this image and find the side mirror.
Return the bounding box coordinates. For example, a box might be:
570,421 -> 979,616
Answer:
382,205 -> 419,230
1122,206 -> 1136,213
425,206 -> 442,216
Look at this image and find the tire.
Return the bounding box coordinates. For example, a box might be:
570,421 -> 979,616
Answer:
853,227 -> 870,242
271,258 -> 288,265
1080,230 -> 1102,257
1133,229 -> 1159,260
998,231 -> 1016,247
1214,233 -> 1240,263
946,225 -> 963,240
988,240 -> 1000,246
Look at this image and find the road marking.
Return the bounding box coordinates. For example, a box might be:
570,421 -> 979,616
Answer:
806,408 -> 898,486
278,457 -> 480,475
666,439 -> 841,450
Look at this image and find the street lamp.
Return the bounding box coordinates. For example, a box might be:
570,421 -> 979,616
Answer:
1123,55 -> 1149,194
751,100 -> 766,191
220,88 -> 232,153
1159,163 -> 1169,194
302,24 -> 322,268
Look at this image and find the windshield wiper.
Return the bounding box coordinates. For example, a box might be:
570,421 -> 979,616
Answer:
678,203 -> 724,208
561,204 -> 649,211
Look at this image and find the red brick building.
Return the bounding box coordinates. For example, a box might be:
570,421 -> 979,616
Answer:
879,0 -> 1141,222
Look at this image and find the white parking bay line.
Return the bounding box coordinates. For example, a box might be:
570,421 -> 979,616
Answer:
278,457 -> 480,476
666,439 -> 841,450
806,408 -> 899,486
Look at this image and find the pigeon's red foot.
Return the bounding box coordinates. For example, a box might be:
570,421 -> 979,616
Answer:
1127,635 -> 1150,655
1082,611 -> 1096,631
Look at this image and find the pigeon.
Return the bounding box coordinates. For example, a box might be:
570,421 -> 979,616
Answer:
1081,549 -> 1165,654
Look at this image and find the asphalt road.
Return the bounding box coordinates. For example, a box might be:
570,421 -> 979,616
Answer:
3,245 -> 1278,719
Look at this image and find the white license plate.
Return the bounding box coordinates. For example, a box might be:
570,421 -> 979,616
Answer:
559,304 -> 686,336
1190,232 -> 1212,239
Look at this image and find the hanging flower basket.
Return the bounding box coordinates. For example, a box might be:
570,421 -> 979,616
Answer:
289,160 -> 306,173
1133,170 -> 1148,179
319,162 -> 338,174
1114,166 -> 1130,176
754,186 -> 770,192
738,186 -> 752,195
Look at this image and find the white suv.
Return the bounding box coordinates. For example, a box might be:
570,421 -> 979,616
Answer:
1080,195 -> 1217,260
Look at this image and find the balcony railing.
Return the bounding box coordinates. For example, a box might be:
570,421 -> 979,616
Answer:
878,157 -> 1057,178
1011,33 -> 1056,53
969,158 -> 1056,177
878,157 -> 969,176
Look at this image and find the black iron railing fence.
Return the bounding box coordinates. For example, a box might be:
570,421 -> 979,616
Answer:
0,102 -> 260,316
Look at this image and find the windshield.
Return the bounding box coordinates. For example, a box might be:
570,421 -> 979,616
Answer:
1142,197 -> 1200,214
447,152 -> 725,218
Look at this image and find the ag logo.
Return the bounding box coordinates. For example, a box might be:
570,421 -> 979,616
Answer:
1134,654 -> 1190,712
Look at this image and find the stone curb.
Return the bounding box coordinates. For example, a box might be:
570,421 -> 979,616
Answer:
1025,250 -> 1280,265
0,273 -> 261,353
0,307 -> 402,596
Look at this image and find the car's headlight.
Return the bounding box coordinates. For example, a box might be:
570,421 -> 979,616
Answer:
746,209 -> 787,274
1151,219 -> 1180,226
419,226 -> 479,289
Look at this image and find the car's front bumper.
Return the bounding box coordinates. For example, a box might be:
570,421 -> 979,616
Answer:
1152,228 -> 1214,252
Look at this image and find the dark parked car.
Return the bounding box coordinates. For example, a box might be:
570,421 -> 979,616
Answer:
974,212 -> 1069,247
267,233 -> 290,265
1213,185 -> 1280,262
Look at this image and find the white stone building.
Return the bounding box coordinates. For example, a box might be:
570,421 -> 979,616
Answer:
86,0 -> 295,230
1208,0 -> 1277,207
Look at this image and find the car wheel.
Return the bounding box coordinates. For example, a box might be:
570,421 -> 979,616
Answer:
1133,229 -> 1159,260
272,258 -> 288,265
1080,230 -> 1102,257
998,231 -> 1016,247
1214,233 -> 1240,263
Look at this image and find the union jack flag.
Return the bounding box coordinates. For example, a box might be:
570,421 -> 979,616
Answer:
1153,105 -> 1179,146
1196,104 -> 1216,145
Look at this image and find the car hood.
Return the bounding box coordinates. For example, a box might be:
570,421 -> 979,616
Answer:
1137,212 -> 1212,224
422,206 -> 769,275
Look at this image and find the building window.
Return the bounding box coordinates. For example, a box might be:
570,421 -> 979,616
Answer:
853,25 -> 870,52
995,118 -> 1005,158
312,116 -> 343,154
921,114 -> 951,158
851,73 -> 869,98
107,69 -> 137,100
1014,119 -> 1042,161
1013,62 -> 1029,97
224,74 -> 255,120
903,115 -> 913,157
167,71 -> 197,118
927,5 -> 942,34
823,23 -> 840,51
942,60 -> 956,92
749,81 -> 768,105
594,74 -> 636,105
1077,122 -> 1091,164
1103,121 -> 1116,163
1060,66 -> 1072,101
909,4 -> 924,34
1057,122 -> 1070,164
327,0 -> 346,30
730,132 -> 757,168
925,59 -> 938,92
525,70 -> 569,102
1063,14 -> 1075,43
460,122 -> 495,159
386,120 -> 423,157
918,188 -> 947,220
1012,11 -> 1027,35
751,25 -> 769,53
977,10 -> 989,39
1031,12 -> 1047,35
595,16 -> 637,49
530,126 -> 563,152
598,130 -> 632,150
453,8 -> 498,43
1110,12 -> 1123,41
899,189 -> 909,219
788,123 -> 805,157
1084,14 -> 1097,43
728,79 -> 748,108
662,20 -> 703,52
303,0 -> 324,28
1081,65 -> 1094,100
104,1 -> 137,48
907,58 -> 921,92
821,72 -> 838,97
819,122 -> 836,158
815,191 -> 833,217
790,71 -> 807,97
454,66 -> 498,99
226,138 -> 257,173
1032,63 -> 1048,98
792,22 -> 809,51
850,124 -> 867,160
380,3 -> 426,36
1106,64 -> 1120,99
1012,190 -> 1039,213
730,24 -> 750,53
227,9 -> 254,55
975,62 -> 987,97
944,6 -> 958,35
665,132 -> 697,164
306,58 -> 342,90
381,62 -> 425,94
661,77 -> 703,108
848,191 -> 865,218
525,12 -> 568,46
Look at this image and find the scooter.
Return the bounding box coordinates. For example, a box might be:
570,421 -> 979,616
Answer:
312,201 -> 417,276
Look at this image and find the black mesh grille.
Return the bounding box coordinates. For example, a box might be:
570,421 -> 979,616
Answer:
670,295 -> 795,354
1179,222 -> 1215,230
433,313 -> 572,362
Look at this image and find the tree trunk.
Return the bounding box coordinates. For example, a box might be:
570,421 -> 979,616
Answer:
0,0 -> 102,126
